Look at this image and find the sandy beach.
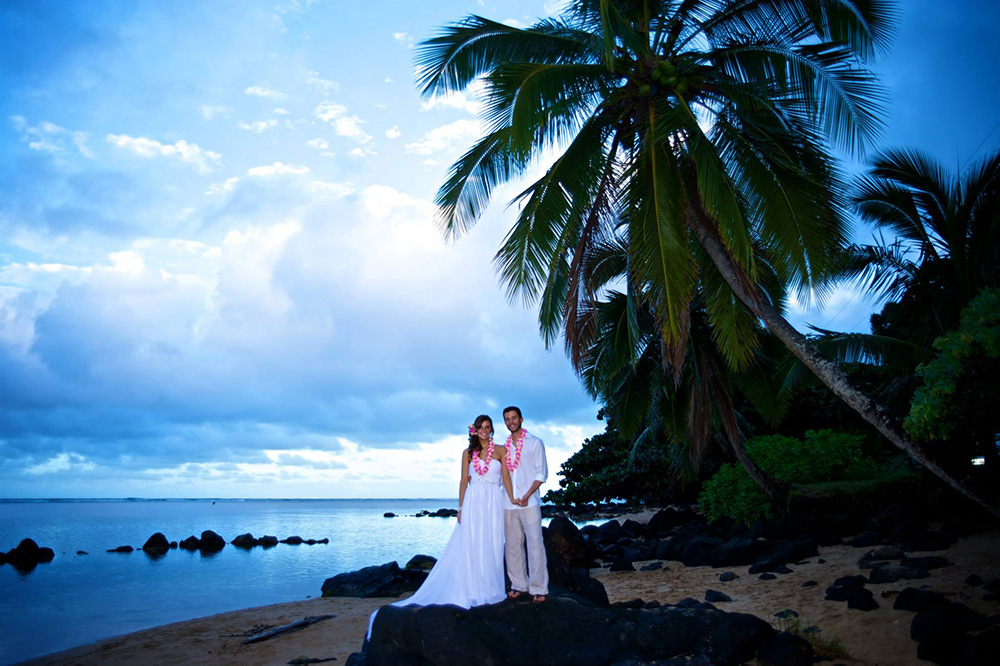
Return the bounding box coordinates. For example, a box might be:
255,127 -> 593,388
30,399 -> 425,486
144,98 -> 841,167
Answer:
25,525 -> 999,665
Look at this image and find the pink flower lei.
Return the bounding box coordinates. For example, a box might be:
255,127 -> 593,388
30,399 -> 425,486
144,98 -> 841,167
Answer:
471,438 -> 495,476
504,429 -> 527,471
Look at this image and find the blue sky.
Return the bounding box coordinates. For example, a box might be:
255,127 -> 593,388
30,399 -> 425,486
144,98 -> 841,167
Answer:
1,0 -> 998,498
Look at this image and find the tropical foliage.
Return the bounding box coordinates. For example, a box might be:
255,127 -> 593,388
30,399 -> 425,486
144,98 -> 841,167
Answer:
698,429 -> 877,523
418,1 -> 997,514
541,413 -> 677,505
905,289 -> 1000,472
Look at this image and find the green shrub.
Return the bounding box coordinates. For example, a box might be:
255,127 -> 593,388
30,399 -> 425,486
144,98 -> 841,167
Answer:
698,429 -> 871,524
698,463 -> 773,524
747,430 -> 863,483
905,288 -> 1000,442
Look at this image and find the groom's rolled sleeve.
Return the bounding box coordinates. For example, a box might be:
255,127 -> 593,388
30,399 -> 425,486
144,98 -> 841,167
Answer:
533,439 -> 548,483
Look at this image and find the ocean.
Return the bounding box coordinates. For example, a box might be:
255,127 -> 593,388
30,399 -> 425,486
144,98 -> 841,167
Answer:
0,498 -> 466,664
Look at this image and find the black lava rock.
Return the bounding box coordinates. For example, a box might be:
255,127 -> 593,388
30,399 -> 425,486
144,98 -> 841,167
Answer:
200,530 -> 226,552
609,558 -> 636,572
756,630 -> 813,666
893,588 -> 950,612
404,554 -> 437,570
321,561 -> 428,598
705,590 -> 732,603
3,538 -> 56,570
231,533 -> 259,549
846,587 -> 879,611
365,596 -> 775,666
141,532 -> 170,554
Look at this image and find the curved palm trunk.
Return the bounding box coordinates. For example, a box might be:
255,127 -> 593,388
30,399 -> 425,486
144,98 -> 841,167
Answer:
729,438 -> 788,504
688,214 -> 1000,518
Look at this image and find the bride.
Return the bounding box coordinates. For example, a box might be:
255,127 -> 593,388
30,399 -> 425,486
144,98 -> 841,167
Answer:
369,415 -> 516,635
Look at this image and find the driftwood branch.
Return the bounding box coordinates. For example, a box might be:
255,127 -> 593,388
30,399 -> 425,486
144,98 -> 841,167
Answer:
242,615 -> 335,645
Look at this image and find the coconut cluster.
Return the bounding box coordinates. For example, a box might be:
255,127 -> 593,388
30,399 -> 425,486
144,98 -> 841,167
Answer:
637,60 -> 688,97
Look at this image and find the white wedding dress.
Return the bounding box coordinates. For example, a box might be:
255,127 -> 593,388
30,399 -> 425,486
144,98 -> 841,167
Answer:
368,456 -> 507,637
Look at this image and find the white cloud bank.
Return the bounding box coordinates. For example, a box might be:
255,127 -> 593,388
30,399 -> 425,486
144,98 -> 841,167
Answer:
106,134 -> 222,174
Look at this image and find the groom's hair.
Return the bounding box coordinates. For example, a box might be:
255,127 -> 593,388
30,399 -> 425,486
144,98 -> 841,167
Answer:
502,406 -> 522,419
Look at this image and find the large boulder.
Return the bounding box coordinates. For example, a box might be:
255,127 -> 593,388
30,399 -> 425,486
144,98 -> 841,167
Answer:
142,532 -> 170,555
748,540 -> 819,574
647,507 -> 698,536
322,561 -> 427,598
543,529 -> 609,607
2,538 -> 55,571
592,520 -> 625,545
200,530 -> 226,553
893,587 -> 950,613
709,536 -> 772,568
546,517 -> 599,568
364,595 -> 774,666
231,533 -> 259,549
404,554 -> 436,570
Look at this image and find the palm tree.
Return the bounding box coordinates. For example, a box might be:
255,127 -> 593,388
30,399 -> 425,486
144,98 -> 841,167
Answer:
573,237 -> 788,500
843,147 -> 1000,346
416,0 -> 998,516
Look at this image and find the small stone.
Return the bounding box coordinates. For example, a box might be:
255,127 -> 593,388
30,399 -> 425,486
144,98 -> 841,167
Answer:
758,573 -> 777,580
639,561 -> 662,571
705,589 -> 732,603
965,574 -> 985,587
774,565 -> 793,574
801,580 -> 818,588
774,609 -> 799,619
719,571 -> 739,582
847,588 -> 879,611
609,558 -> 636,572
383,512 -> 396,518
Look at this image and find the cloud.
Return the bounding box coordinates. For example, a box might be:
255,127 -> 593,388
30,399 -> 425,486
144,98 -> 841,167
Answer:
306,70 -> 340,95
404,119 -> 482,155
11,116 -> 92,157
306,138 -> 329,150
106,134 -> 222,174
273,108 -> 288,115
385,126 -> 401,139
237,119 -> 280,133
206,177 -> 240,196
310,181 -> 355,197
420,92 -> 482,115
200,105 -> 233,120
245,85 -> 286,99
543,1 -> 566,15
247,162 -> 310,176
420,80 -> 485,115
315,102 -> 372,144
393,32 -> 414,48
0,179 -> 600,497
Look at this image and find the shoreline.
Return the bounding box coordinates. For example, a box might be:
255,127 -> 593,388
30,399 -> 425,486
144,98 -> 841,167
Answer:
21,514 -> 1000,665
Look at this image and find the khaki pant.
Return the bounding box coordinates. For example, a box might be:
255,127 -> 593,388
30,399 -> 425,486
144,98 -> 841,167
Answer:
504,505 -> 549,595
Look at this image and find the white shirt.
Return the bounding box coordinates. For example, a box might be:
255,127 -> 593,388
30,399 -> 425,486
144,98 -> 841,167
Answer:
503,431 -> 548,510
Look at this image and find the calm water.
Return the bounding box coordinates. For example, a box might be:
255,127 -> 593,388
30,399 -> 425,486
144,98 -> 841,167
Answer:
0,499 -> 462,663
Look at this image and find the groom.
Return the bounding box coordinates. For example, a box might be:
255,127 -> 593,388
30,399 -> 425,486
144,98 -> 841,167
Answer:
502,405 -> 549,603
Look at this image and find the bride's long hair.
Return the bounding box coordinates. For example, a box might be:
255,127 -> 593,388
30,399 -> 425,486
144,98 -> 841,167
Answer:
468,414 -> 493,455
